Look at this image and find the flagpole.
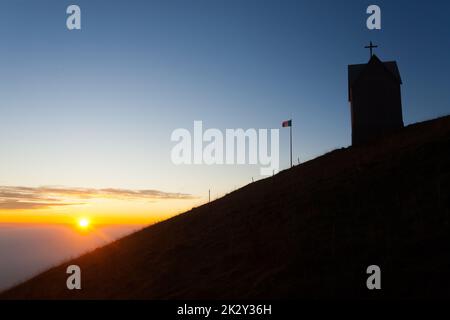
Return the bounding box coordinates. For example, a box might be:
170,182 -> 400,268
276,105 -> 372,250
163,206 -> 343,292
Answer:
290,121 -> 292,168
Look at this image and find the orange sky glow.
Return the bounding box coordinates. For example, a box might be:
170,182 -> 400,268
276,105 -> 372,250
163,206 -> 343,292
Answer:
0,186 -> 201,226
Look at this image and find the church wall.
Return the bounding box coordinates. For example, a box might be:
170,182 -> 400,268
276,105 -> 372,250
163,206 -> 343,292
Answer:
351,68 -> 403,145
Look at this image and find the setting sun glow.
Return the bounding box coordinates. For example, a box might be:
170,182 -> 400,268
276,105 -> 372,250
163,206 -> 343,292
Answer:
0,186 -> 200,226
78,218 -> 90,229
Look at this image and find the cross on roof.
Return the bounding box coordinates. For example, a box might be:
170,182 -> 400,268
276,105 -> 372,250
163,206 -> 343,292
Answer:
365,41 -> 378,58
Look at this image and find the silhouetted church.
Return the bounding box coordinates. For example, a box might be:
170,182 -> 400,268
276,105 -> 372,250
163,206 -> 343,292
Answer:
348,53 -> 404,146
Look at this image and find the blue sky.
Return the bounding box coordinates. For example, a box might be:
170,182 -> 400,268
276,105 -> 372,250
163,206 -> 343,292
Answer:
0,0 -> 449,203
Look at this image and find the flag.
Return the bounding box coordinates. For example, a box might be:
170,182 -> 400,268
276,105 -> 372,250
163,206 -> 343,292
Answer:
282,120 -> 292,127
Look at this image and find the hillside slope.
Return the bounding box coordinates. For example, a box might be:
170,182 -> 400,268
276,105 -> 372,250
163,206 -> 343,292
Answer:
2,116 -> 450,299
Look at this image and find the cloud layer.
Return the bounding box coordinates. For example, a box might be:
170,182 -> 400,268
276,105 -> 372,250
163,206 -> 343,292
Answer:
0,186 -> 195,210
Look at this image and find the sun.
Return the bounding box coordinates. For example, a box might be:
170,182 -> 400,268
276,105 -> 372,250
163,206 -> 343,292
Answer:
77,218 -> 90,230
